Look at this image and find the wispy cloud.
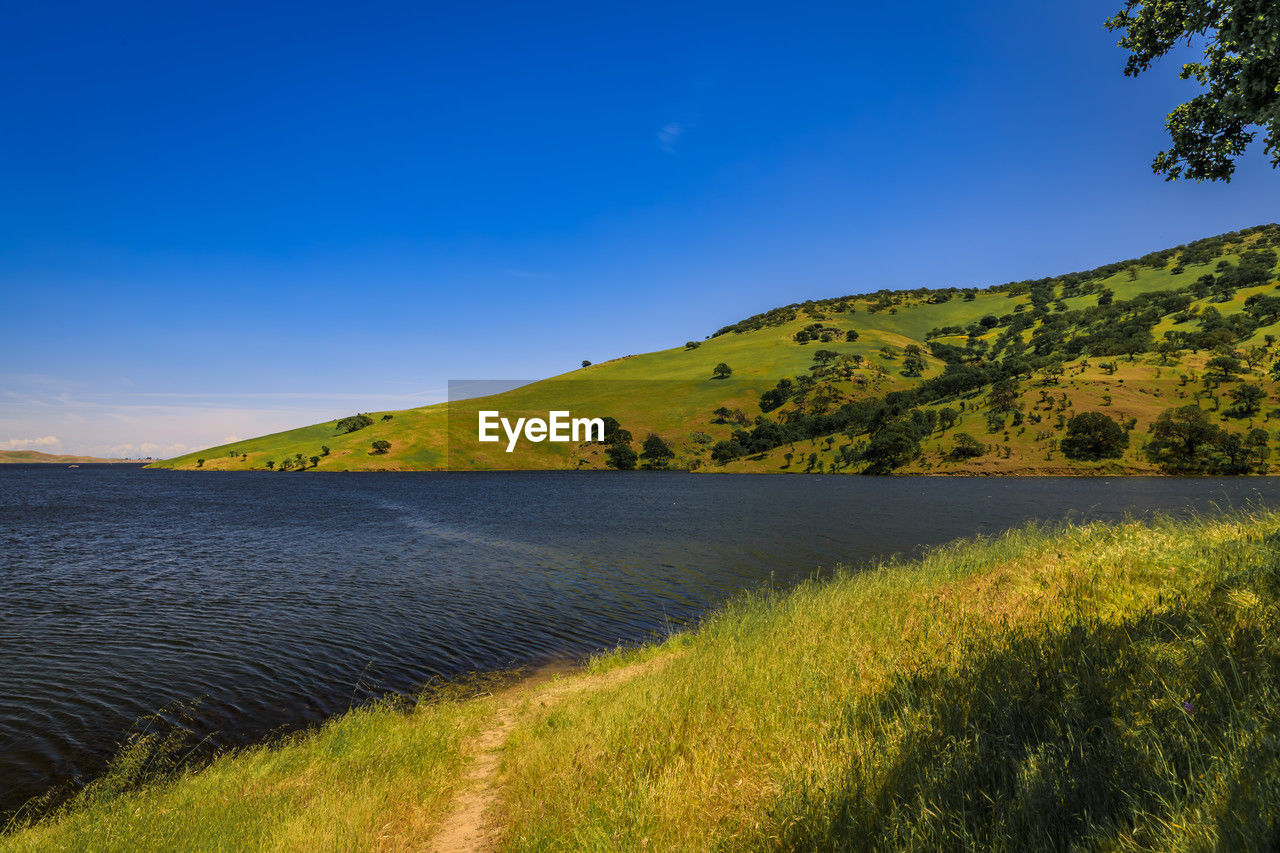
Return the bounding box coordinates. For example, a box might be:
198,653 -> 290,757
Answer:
658,122 -> 685,154
0,435 -> 62,451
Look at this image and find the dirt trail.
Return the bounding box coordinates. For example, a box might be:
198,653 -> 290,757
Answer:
427,658 -> 664,853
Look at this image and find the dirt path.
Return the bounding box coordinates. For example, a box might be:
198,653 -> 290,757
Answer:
426,658 -> 664,853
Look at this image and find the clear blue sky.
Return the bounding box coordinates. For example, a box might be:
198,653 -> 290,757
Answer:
2,1 -> 1278,457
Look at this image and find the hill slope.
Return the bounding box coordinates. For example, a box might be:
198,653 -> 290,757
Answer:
154,223 -> 1280,475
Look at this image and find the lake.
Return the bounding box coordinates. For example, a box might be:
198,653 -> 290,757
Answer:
4,464 -> 1280,814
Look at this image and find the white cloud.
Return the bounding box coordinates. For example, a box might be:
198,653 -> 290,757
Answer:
0,435 -> 62,451
658,122 -> 684,154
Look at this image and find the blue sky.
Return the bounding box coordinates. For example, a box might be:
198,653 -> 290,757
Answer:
2,1 -> 1278,457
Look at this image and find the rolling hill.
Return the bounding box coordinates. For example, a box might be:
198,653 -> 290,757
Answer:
153,223 -> 1280,475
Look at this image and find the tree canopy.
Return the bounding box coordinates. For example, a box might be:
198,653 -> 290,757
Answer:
1107,0 -> 1280,181
1060,412 -> 1130,461
639,433 -> 675,469
605,441 -> 637,470
336,413 -> 374,434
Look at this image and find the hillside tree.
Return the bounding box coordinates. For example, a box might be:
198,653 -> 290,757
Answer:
1226,381 -> 1265,417
948,433 -> 985,461
901,345 -> 926,377
1144,405 -> 1226,472
606,440 -> 637,469
1061,412 -> 1131,461
639,433 -> 675,469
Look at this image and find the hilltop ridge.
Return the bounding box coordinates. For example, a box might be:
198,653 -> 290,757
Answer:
154,223 -> 1280,475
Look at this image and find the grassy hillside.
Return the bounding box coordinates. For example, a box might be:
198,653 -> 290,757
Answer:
154,223 -> 1280,474
7,510 -> 1280,849
0,450 -> 132,464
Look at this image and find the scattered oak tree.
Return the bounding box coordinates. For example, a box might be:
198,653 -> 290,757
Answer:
1226,382 -> 1265,417
1145,405 -> 1232,472
901,344 -> 926,377
639,433 -> 675,470
948,433 -> 985,461
1060,412 -> 1130,461
710,439 -> 745,463
605,441 -> 637,470
336,414 -> 374,434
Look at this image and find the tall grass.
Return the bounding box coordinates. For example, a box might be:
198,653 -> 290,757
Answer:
500,512 -> 1280,850
1,679 -> 501,852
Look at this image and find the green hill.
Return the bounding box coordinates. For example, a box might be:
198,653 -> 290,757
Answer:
154,223 -> 1280,475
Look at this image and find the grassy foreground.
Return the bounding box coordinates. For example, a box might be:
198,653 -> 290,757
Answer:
7,511 -> 1280,850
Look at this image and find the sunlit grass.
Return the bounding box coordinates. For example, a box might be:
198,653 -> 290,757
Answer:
500,511 -> 1280,850
1,681 -> 499,852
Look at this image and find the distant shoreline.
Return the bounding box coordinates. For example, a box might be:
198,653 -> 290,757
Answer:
0,450 -> 149,465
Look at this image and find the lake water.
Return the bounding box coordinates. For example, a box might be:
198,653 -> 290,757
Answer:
5,465 -> 1280,814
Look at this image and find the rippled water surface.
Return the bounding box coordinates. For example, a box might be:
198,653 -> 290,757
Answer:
5,465 -> 1280,813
